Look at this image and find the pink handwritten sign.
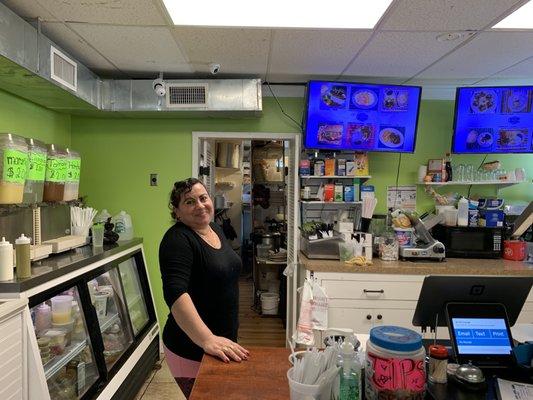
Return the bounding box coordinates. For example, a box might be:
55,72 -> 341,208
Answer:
367,352 -> 426,393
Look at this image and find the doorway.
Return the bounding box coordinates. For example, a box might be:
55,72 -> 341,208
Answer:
192,132 -> 300,347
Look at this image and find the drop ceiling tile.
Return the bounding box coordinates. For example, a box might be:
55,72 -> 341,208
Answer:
71,25 -> 190,73
41,22 -> 118,73
382,0 -> 520,31
269,29 -> 372,77
344,31 -> 468,78
2,0 -> 56,20
31,0 -> 167,25
489,57 -> 533,79
418,31 -> 533,80
174,28 -> 270,75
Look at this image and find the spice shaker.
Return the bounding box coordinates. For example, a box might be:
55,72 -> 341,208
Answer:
15,233 -> 31,279
428,344 -> 448,383
0,237 -> 14,281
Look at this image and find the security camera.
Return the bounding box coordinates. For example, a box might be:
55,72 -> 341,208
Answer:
152,78 -> 166,97
209,63 -> 220,75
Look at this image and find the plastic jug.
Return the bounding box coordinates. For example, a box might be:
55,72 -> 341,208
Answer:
95,209 -> 111,224
113,211 -> 134,241
457,197 -> 469,227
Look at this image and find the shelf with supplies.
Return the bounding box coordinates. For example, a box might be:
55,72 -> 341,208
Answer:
44,339 -> 87,380
300,175 -> 371,181
417,180 -> 528,189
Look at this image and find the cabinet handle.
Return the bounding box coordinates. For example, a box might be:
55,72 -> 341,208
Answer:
377,314 -> 383,320
363,289 -> 384,294
366,314 -> 372,320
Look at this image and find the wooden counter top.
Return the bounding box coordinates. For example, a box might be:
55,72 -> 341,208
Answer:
190,346 -> 290,400
300,252 -> 533,276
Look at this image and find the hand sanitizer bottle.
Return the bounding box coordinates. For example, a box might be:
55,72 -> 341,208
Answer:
338,341 -> 361,400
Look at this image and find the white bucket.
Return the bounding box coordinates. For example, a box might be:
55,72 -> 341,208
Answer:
260,292 -> 279,315
287,367 -> 332,400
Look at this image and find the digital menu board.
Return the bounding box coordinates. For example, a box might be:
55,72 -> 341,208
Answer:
303,81 -> 422,153
452,86 -> 533,153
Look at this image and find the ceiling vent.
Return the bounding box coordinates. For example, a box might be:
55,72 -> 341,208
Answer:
50,46 -> 77,92
166,83 -> 208,108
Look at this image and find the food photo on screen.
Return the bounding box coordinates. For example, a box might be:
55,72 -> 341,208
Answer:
377,126 -> 405,150
346,123 -> 376,149
501,89 -> 530,113
381,89 -> 409,111
317,123 -> 344,146
320,84 -> 347,109
496,128 -> 529,151
469,89 -> 498,113
350,88 -> 379,110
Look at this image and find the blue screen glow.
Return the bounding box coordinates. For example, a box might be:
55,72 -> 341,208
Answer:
304,81 -> 422,152
452,318 -> 512,355
453,86 -> 533,153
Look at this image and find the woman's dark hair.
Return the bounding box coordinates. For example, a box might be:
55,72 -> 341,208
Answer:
169,178 -> 205,219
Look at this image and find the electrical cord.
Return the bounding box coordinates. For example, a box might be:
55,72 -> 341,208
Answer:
392,153 -> 403,210
266,82 -> 303,131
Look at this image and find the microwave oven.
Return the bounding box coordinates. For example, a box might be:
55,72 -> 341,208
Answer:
431,225 -> 503,258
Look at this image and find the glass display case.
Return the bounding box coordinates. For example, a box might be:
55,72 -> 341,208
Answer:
31,286 -> 99,400
88,268 -> 134,371
118,258 -> 150,336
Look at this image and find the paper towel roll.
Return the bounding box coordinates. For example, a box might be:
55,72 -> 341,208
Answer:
418,165 -> 428,182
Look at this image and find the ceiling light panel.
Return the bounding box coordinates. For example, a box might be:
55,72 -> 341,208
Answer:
163,0 -> 392,29
493,1 -> 533,29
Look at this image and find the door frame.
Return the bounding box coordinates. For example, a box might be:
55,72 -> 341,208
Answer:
192,131 -> 300,347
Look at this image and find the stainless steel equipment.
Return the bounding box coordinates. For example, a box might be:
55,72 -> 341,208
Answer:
399,213 -> 446,261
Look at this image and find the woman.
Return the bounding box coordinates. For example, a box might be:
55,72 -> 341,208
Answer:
159,178 -> 249,398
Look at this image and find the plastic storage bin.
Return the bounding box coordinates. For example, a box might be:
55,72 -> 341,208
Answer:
51,295 -> 73,324
0,133 -> 28,204
23,138 -> 47,203
365,325 -> 426,400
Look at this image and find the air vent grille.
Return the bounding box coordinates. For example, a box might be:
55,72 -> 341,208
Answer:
50,46 -> 77,92
166,84 -> 208,108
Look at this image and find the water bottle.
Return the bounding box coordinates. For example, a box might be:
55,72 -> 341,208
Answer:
113,211 -> 134,241
457,197 -> 469,227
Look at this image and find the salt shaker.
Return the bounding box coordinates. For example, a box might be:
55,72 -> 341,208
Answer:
0,237 -> 14,281
15,234 -> 31,279
428,344 -> 448,383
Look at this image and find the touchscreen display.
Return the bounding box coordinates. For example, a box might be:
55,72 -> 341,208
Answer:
452,318 -> 512,355
304,81 -> 422,152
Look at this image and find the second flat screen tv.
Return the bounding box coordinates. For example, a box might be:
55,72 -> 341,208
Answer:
453,86 -> 533,153
304,81 -> 422,153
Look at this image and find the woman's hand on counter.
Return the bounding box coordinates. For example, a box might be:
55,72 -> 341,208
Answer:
202,335 -> 249,363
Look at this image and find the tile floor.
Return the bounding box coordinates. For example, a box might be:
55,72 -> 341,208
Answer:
134,356 -> 186,400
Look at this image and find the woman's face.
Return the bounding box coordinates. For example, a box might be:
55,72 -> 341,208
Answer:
174,183 -> 213,229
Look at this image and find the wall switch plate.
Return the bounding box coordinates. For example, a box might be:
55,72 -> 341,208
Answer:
150,173 -> 158,186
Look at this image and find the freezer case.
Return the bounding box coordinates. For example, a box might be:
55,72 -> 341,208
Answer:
30,286 -> 100,400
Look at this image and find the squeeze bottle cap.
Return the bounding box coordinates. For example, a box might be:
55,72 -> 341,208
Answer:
0,237 -> 11,247
15,234 -> 31,245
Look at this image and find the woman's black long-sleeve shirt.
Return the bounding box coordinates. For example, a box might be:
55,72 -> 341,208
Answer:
159,222 -> 241,361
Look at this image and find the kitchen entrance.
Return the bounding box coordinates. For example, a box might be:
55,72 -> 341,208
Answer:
192,132 -> 300,347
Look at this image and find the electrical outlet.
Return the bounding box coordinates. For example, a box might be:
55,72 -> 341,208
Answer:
150,173 -> 158,186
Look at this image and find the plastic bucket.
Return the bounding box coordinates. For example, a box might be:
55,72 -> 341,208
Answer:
287,367 -> 332,400
261,292 -> 279,315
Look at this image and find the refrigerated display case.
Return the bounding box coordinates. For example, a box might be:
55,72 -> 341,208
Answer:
118,258 -> 149,336
0,239 -> 159,400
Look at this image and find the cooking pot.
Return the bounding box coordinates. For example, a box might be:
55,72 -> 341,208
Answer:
256,232 -> 281,252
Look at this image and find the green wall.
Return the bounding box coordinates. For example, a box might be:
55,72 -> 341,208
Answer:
71,97 -> 533,327
71,98 -> 303,325
0,89 -> 71,145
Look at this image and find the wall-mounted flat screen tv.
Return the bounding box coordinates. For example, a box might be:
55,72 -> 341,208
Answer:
452,86 -> 533,153
303,80 -> 422,153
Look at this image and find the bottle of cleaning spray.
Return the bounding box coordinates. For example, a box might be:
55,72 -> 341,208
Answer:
338,341 -> 361,400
